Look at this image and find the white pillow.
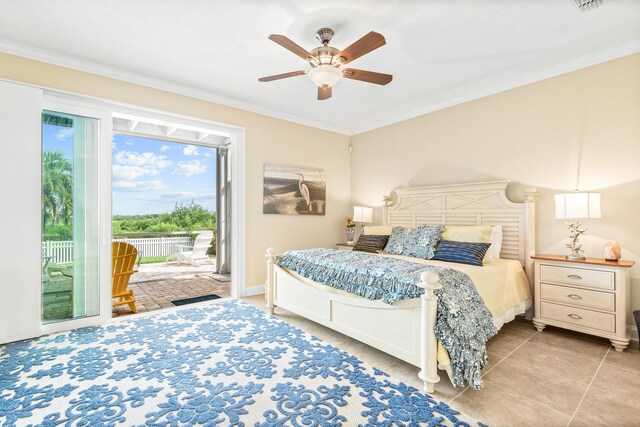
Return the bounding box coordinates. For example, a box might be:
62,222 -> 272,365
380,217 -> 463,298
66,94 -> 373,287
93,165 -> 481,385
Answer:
488,224 -> 502,260
442,225 -> 492,243
363,225 -> 392,235
441,224 -> 502,261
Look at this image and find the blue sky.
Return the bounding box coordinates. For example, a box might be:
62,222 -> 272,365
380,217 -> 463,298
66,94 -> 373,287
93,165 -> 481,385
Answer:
43,124 -> 74,159
43,124 -> 217,216
111,134 -> 217,215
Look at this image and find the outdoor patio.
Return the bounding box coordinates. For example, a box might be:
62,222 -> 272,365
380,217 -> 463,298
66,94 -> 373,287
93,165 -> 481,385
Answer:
112,262 -> 232,317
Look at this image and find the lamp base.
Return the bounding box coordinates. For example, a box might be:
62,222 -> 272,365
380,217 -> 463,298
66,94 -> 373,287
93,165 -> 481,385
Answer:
564,220 -> 587,262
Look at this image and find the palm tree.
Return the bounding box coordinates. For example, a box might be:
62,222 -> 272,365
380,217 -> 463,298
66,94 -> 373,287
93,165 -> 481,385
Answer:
42,150 -> 73,230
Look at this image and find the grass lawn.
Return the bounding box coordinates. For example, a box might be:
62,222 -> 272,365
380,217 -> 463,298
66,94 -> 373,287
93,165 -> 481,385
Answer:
138,256 -> 168,265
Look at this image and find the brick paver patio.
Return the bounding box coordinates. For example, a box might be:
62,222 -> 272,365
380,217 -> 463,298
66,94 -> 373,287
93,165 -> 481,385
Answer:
112,262 -> 232,318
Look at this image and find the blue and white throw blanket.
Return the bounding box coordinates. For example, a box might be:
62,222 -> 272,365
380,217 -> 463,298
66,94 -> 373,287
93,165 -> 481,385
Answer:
276,248 -> 498,389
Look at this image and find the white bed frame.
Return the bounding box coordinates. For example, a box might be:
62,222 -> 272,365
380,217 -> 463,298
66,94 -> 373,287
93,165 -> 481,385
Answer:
265,181 -> 537,392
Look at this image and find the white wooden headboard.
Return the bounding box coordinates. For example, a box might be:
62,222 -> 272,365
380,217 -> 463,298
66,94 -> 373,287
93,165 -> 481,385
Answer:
384,181 -> 537,286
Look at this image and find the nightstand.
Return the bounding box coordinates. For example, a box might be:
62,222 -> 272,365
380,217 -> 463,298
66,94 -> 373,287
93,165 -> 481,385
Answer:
336,243 -> 354,251
532,254 -> 635,351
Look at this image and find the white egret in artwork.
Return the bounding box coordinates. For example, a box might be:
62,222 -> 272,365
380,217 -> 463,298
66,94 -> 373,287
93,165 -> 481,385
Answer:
295,173 -> 311,210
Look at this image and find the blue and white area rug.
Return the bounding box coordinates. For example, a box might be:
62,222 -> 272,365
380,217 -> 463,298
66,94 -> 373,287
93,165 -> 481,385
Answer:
0,299 -> 484,426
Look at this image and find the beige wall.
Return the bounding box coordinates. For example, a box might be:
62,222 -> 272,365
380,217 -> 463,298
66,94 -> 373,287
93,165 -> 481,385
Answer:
350,53 -> 640,330
0,52 -> 351,289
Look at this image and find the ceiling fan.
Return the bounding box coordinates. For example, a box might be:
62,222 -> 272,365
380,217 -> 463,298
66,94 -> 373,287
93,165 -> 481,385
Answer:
258,28 -> 393,100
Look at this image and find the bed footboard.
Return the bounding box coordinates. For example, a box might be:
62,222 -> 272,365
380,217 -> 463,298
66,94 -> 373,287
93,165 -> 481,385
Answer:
264,247 -> 442,393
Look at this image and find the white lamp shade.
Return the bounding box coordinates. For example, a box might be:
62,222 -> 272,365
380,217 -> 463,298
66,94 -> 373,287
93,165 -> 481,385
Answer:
353,206 -> 373,223
554,192 -> 601,219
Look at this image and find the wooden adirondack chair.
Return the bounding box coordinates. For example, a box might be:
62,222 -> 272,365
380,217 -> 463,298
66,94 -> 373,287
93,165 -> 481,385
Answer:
166,231 -> 214,266
112,242 -> 138,313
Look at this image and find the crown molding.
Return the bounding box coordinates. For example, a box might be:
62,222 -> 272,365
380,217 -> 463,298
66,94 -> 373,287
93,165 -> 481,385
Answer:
1,38 -> 638,137
350,40 -> 640,135
0,39 -> 351,136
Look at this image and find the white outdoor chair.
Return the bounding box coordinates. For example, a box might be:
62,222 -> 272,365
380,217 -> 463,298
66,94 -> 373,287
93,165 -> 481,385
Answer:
166,231 -> 214,266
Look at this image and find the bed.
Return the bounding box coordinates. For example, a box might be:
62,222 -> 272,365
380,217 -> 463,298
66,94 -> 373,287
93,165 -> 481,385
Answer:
265,181 -> 538,392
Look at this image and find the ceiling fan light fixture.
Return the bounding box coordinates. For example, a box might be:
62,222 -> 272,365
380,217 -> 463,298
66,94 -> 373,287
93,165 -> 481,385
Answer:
259,28 -> 390,100
308,65 -> 342,87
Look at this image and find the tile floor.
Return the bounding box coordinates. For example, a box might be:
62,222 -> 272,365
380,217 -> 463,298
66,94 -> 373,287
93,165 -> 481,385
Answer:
112,262 -> 231,317
242,295 -> 640,427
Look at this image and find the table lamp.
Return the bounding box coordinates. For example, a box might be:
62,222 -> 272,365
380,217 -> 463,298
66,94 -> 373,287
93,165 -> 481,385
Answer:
353,206 -> 373,234
554,192 -> 601,260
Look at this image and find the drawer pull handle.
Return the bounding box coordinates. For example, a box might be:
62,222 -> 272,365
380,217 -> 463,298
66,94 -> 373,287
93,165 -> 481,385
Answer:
567,274 -> 583,280
567,294 -> 583,300
567,313 -> 583,320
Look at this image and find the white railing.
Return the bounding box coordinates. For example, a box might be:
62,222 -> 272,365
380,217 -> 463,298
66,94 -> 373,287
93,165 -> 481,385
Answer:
42,240 -> 74,264
113,236 -> 192,258
42,235 -> 203,264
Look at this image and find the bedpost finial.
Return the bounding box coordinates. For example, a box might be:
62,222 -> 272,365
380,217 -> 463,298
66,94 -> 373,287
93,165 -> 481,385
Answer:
524,187 -> 538,202
420,271 -> 440,287
266,247 -> 277,257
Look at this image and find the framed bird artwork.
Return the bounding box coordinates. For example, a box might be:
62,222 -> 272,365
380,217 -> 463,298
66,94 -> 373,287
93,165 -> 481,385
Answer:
263,163 -> 326,215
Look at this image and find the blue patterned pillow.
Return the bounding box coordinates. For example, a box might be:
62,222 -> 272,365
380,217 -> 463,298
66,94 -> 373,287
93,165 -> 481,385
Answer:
432,240 -> 491,266
383,224 -> 445,259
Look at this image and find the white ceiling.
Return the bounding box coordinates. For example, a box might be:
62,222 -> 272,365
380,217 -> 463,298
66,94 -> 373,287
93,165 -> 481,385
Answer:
0,0 -> 638,135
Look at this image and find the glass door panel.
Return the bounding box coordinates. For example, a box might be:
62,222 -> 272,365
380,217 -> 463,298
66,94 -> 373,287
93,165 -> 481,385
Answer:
42,111 -> 100,322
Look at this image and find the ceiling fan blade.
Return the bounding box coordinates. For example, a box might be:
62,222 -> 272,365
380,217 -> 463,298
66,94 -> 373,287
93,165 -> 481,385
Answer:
258,70 -> 307,82
342,68 -> 393,85
317,86 -> 332,100
337,31 -> 386,65
268,34 -> 313,61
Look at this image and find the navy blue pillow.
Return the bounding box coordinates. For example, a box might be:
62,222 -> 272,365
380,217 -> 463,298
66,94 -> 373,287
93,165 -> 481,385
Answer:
432,240 -> 491,266
353,234 -> 389,253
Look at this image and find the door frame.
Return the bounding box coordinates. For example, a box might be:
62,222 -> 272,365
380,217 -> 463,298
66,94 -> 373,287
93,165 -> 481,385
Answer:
106,105 -> 246,298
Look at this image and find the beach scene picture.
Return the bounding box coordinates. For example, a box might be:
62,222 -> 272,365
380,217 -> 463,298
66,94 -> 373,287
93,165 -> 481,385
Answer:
263,163 -> 326,215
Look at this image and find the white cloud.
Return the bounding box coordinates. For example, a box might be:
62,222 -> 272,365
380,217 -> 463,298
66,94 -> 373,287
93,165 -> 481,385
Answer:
204,152 -> 211,157
139,190 -> 216,203
125,140 -> 134,146
159,145 -> 170,152
183,145 -> 200,156
114,151 -> 171,169
172,160 -> 207,177
112,142 -> 117,150
160,190 -> 215,201
55,127 -> 73,141
112,164 -> 159,181
112,180 -> 167,192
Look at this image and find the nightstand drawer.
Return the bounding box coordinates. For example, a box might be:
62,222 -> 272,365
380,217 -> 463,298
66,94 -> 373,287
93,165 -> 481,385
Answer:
540,283 -> 615,311
540,302 -> 615,332
540,264 -> 614,290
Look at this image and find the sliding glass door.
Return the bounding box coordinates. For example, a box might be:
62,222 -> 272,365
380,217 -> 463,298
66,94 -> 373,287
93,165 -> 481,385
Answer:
42,111 -> 100,322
